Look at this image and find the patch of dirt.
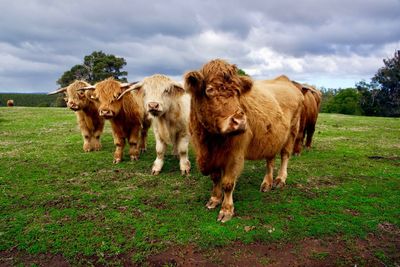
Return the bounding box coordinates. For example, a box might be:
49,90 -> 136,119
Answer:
0,249 -> 69,267
1,223 -> 399,266
147,223 -> 400,267
368,155 -> 400,166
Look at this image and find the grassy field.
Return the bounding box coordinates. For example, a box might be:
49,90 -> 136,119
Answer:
0,107 -> 399,266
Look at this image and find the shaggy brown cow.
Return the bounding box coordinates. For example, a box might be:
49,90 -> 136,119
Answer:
292,81 -> 322,155
6,100 -> 14,107
184,59 -> 304,222
118,74 -> 191,175
83,78 -> 151,163
48,80 -> 105,152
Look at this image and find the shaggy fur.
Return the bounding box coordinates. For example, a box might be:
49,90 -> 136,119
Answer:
91,78 -> 151,163
50,80 -> 105,152
292,81 -> 322,155
128,74 -> 191,175
185,59 -> 304,223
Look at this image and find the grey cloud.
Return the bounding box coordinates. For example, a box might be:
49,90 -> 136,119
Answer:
0,0 -> 399,92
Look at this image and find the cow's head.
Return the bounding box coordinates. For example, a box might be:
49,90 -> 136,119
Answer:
184,59 -> 253,135
48,80 -> 92,111
117,74 -> 184,117
82,78 -> 136,119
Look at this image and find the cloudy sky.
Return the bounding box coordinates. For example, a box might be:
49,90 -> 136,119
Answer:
0,0 -> 399,93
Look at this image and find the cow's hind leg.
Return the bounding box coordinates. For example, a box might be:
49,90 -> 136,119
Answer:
176,134 -> 190,175
139,117 -> 151,153
206,171 -> 222,209
274,117 -> 299,188
305,123 -> 316,149
128,127 -> 140,161
260,158 -> 275,192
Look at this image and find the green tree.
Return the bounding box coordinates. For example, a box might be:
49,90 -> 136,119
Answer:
371,50 -> 400,117
237,68 -> 248,76
324,88 -> 362,115
57,51 -> 128,87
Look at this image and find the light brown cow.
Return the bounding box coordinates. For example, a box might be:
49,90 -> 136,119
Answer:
291,81 -> 322,155
48,80 -> 105,152
6,100 -> 14,107
118,74 -> 191,175
83,78 -> 151,163
184,59 -> 304,222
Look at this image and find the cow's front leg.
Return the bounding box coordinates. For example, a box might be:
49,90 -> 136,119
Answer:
176,135 -> 190,175
206,171 -> 222,209
113,137 -> 125,164
152,136 -> 167,175
91,127 -> 103,151
217,157 -> 244,223
260,158 -> 275,192
128,128 -> 140,161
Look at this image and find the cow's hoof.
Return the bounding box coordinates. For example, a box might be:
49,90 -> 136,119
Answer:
140,148 -> 147,153
151,169 -> 160,175
217,210 -> 234,223
113,159 -> 121,164
130,155 -> 139,161
273,178 -> 286,189
206,198 -> 221,210
181,169 -> 190,176
260,182 -> 272,192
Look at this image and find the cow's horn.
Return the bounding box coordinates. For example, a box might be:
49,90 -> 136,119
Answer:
47,87 -> 67,95
80,85 -> 96,90
117,81 -> 142,100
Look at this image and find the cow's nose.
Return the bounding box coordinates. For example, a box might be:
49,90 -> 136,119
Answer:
148,102 -> 160,110
99,109 -> 113,117
230,112 -> 247,131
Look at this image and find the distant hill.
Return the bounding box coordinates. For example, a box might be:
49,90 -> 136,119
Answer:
0,93 -> 64,107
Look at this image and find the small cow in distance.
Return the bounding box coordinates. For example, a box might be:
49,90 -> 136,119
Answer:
184,59 -> 304,222
48,80 -> 105,152
83,78 -> 151,163
118,74 -> 191,175
7,100 -> 14,107
291,81 -> 322,155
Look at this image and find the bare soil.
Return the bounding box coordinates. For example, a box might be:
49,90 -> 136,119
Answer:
1,223 -> 399,266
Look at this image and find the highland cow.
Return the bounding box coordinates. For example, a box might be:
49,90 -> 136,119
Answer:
83,78 -> 151,163
291,81 -> 322,155
48,80 -> 105,152
184,59 -> 304,222
118,74 -> 191,175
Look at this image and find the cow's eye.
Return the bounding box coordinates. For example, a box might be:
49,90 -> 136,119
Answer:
205,86 -> 216,96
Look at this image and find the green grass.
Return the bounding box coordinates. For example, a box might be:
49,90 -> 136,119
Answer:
1,107 -> 399,265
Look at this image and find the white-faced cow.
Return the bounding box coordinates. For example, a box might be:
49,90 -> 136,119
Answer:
118,74 -> 191,175
83,77 -> 151,163
184,59 -> 304,222
48,80 -> 105,152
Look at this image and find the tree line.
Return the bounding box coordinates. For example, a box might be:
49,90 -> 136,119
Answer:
319,50 -> 400,117
2,50 -> 399,117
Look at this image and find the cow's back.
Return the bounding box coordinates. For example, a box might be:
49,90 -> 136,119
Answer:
242,78 -> 303,160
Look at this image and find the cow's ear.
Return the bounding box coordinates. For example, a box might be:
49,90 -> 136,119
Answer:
170,82 -> 185,96
239,76 -> 253,94
184,71 -> 204,95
